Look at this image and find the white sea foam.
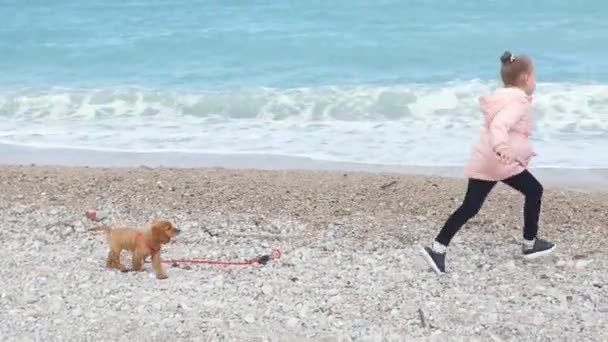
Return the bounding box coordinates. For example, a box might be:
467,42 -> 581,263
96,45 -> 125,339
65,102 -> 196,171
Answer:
0,81 -> 607,168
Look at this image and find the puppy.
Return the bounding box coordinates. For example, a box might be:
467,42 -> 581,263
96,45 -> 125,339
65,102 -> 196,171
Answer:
89,219 -> 180,279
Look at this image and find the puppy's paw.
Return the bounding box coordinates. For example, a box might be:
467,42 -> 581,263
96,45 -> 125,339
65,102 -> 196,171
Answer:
156,273 -> 168,280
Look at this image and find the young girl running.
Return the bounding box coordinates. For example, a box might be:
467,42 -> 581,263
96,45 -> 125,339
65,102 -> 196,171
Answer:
421,51 -> 555,274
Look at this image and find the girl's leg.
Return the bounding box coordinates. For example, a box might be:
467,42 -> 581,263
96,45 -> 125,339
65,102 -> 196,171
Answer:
435,178 -> 497,246
501,169 -> 543,240
422,178 -> 496,274
501,169 -> 555,258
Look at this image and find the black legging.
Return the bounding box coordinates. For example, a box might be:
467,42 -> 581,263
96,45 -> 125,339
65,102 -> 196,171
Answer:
435,169 -> 543,246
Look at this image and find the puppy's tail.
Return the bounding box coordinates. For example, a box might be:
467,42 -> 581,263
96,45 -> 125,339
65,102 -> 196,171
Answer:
88,225 -> 112,234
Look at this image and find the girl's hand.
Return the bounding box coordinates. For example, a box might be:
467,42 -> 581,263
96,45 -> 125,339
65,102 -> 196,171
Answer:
495,146 -> 514,164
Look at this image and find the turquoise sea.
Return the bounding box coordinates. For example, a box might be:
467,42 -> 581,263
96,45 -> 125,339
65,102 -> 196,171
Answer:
1,1 -> 607,168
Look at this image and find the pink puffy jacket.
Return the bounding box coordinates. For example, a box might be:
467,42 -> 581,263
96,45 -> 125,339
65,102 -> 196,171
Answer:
464,87 -> 535,181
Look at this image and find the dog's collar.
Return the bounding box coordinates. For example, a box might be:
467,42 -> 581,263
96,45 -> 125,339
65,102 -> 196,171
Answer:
135,232 -> 159,256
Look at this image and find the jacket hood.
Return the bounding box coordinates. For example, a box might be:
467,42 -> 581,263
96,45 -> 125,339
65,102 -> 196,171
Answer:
479,87 -> 532,126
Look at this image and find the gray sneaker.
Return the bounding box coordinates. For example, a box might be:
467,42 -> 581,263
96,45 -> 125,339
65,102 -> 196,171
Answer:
420,246 -> 446,274
522,238 -> 555,259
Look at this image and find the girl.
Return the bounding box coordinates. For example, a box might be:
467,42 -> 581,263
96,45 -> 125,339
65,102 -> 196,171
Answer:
421,51 -> 555,274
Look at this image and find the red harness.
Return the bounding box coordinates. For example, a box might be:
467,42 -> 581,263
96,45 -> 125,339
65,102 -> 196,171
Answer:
135,232 -> 159,256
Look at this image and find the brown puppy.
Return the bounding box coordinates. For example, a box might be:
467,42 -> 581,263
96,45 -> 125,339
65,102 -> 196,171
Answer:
89,219 -> 180,279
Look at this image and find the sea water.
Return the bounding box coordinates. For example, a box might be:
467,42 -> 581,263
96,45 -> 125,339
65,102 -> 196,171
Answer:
1,0 -> 607,168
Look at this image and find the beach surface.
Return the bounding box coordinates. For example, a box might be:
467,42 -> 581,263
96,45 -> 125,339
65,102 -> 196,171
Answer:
0,164 -> 606,341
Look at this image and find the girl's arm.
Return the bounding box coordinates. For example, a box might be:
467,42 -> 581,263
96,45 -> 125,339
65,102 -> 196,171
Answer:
488,103 -> 525,153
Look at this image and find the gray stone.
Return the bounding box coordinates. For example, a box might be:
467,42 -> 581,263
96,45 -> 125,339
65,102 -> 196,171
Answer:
285,317 -> 299,329
261,284 -> 273,295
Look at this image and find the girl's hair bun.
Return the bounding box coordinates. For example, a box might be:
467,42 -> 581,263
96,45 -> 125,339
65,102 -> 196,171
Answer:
500,51 -> 513,65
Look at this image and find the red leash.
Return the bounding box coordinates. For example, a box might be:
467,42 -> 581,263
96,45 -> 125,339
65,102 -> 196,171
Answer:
145,249 -> 282,266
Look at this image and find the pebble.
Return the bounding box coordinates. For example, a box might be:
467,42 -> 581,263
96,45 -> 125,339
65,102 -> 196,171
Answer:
574,259 -> 593,270
243,314 -> 255,324
532,314 -> 545,325
285,317 -> 299,329
25,296 -> 39,304
60,226 -> 74,237
502,260 -> 517,271
72,307 -> 83,317
299,304 -> 309,318
261,285 -> 273,295
48,297 -> 63,314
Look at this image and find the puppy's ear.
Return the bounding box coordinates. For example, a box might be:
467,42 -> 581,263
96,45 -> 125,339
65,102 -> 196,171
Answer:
150,220 -> 172,244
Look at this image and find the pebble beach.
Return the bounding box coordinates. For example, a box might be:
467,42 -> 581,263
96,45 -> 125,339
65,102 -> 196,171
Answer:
0,165 -> 606,341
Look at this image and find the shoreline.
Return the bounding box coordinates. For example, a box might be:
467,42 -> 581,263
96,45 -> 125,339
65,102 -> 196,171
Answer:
1,143 -> 607,191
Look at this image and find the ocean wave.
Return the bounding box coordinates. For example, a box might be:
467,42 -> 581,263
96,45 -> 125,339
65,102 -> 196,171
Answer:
1,81 -> 607,126
1,81 -> 607,168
